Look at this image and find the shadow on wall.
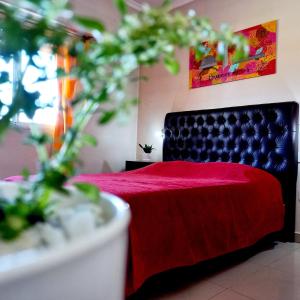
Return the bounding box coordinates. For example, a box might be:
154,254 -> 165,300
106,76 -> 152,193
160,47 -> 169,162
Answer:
101,161 -> 113,173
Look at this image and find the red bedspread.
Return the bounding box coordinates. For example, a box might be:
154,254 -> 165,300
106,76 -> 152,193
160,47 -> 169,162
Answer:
71,161 -> 284,295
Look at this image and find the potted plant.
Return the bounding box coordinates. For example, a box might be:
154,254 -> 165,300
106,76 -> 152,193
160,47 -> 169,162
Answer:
139,143 -> 154,161
0,0 -> 248,299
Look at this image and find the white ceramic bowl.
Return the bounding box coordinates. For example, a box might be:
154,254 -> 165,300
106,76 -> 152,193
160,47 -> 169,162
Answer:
0,182 -> 131,300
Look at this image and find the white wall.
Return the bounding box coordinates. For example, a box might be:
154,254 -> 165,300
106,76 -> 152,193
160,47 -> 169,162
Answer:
0,0 -> 139,178
137,0 -> 300,231
71,0 -> 139,173
0,128 -> 37,178
71,0 -> 120,30
79,72 -> 139,173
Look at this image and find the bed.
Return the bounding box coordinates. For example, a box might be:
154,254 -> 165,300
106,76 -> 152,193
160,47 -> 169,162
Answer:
5,101 -> 299,295
72,101 -> 299,296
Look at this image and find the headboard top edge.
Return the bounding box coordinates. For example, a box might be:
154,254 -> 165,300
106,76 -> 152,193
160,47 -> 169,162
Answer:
165,101 -> 298,119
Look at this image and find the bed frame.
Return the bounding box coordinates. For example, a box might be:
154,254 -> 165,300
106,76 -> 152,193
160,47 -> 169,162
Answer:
163,102 -> 299,242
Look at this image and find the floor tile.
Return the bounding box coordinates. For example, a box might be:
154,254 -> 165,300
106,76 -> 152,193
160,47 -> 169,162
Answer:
276,242 -> 300,251
206,261 -> 262,288
210,289 -> 253,300
247,243 -> 292,266
149,281 -> 225,300
151,290 -> 190,300
129,243 -> 300,300
232,266 -> 300,300
270,249 -> 300,276
186,280 -> 225,300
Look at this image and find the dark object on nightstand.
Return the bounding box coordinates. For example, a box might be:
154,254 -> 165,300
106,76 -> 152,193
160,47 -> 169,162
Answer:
125,161 -> 154,171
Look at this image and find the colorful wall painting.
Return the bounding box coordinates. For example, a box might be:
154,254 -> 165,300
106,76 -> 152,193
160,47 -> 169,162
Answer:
189,20 -> 277,89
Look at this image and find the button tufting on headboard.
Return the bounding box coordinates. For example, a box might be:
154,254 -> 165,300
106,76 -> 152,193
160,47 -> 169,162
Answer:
163,102 -> 299,241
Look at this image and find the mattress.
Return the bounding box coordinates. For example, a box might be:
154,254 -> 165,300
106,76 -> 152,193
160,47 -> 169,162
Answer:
72,161 -> 284,295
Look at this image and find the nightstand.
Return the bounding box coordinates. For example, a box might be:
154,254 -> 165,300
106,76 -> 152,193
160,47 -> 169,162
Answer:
125,160 -> 154,171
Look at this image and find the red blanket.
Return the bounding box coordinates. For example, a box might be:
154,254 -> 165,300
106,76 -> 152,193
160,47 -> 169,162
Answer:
72,161 -> 284,295
6,161 -> 284,295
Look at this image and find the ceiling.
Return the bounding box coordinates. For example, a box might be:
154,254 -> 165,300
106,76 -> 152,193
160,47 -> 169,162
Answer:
126,0 -> 195,11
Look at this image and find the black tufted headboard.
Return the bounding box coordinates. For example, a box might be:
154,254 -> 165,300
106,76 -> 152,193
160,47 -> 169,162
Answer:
163,102 -> 299,241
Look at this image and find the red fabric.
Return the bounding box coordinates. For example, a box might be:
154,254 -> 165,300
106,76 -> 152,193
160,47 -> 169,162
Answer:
6,161 -> 284,295
71,161 -> 284,295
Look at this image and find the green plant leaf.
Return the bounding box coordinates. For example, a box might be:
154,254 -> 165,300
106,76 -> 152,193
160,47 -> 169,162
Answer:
21,168 -> 30,180
232,48 -> 248,64
114,0 -> 127,15
195,50 -> 204,62
25,131 -> 50,146
163,55 -> 180,75
15,86 -> 40,119
96,88 -> 108,103
75,16 -> 105,32
81,134 -> 97,147
56,68 -> 66,78
99,110 -> 117,124
0,72 -> 9,84
73,182 -> 100,203
162,0 -> 172,7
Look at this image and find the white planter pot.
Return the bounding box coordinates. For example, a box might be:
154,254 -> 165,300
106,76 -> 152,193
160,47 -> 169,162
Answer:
142,152 -> 152,161
0,182 -> 131,300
